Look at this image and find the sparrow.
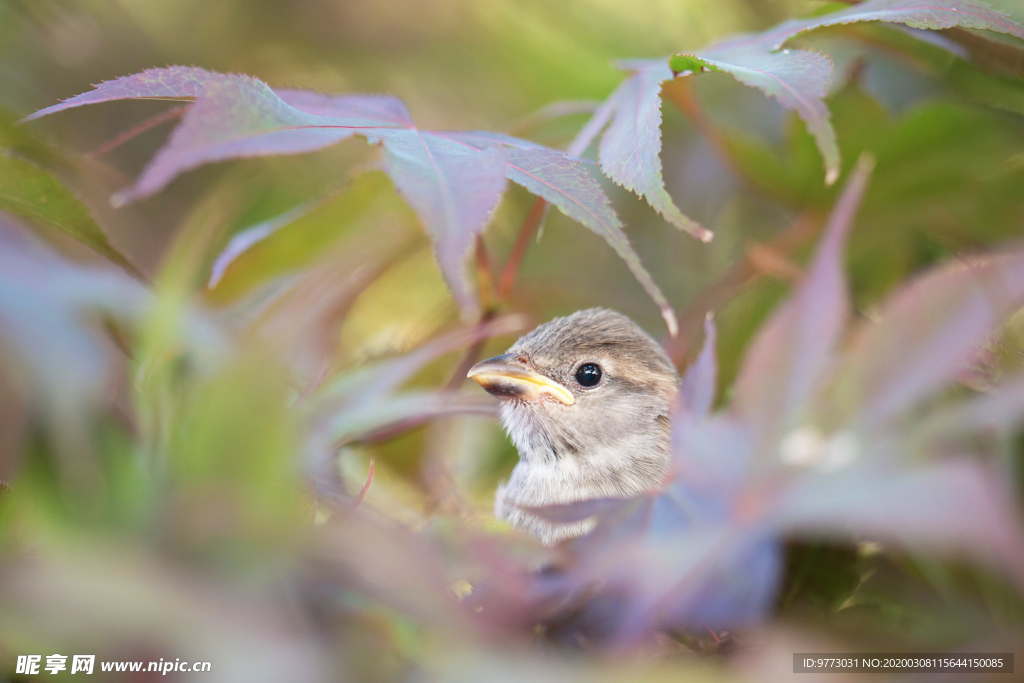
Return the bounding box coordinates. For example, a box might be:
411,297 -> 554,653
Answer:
468,308 -> 679,545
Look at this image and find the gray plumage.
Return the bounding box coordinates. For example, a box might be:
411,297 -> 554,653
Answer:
469,308 -> 679,544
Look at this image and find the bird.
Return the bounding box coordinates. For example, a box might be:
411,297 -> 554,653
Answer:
467,308 -> 679,545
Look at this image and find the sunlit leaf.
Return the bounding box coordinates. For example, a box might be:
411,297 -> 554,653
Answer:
207,172 -> 413,303
761,0 -> 1024,50
670,0 -> 1024,184
109,75 -> 374,207
22,66 -> 226,120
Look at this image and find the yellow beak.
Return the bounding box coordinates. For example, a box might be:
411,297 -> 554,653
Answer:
467,354 -> 575,406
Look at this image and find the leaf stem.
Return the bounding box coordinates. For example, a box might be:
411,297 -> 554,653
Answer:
443,307 -> 497,392
444,195 -> 548,391
352,458 -> 375,506
85,105 -> 189,159
474,233 -> 495,311
497,196 -> 548,300
661,78 -> 777,205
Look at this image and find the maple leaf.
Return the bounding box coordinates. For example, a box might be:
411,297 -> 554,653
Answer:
568,0 -> 1024,242
567,60 -> 714,244
669,0 -> 1024,185
24,67 -> 677,332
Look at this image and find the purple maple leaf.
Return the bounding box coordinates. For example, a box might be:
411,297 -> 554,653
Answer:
568,60 -> 713,243
24,67 -> 676,331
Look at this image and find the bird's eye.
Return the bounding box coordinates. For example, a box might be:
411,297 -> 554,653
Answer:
574,363 -> 602,387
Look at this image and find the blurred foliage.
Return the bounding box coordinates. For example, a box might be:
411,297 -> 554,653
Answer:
2,0 -> 1024,681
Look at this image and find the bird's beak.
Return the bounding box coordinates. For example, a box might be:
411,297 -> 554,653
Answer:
467,354 -> 575,405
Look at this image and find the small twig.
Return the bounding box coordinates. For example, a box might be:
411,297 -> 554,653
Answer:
352,458 -> 375,507
439,233 -> 504,391
443,307 -> 497,392
420,428 -> 469,516
745,242 -> 803,283
85,105 -> 189,159
506,100 -> 600,137
474,233 -> 495,311
101,317 -> 137,361
497,196 -> 548,300
344,417 -> 433,448
298,361 -> 331,402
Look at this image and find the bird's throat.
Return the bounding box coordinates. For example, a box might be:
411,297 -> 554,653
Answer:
495,404 -> 671,544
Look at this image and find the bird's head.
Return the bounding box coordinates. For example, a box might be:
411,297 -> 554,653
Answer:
468,308 -> 679,468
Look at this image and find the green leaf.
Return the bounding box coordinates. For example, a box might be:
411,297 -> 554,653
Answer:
0,153 -> 139,276
0,107 -> 61,166
206,172 -> 415,304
